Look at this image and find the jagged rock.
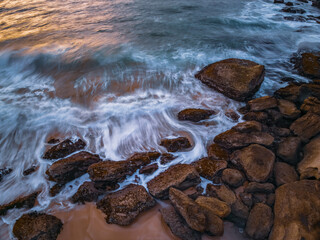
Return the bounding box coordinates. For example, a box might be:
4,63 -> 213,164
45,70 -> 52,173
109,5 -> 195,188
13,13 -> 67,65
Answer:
147,164 -> 200,199
245,182 -> 275,194
0,168 -> 12,182
207,143 -> 229,160
274,162 -> 298,186
13,212 -> 63,240
160,153 -> 177,164
248,96 -> 278,111
276,137 -> 301,165
139,163 -> 158,175
160,207 -> 201,240
71,182 -> 103,203
298,52 -> 320,79
274,84 -> 301,103
195,58 -> 265,101
177,108 -> 216,122
224,109 -> 240,121
290,112 -> 320,141
245,203 -> 274,240
230,144 -> 275,182
160,137 -> 191,152
193,158 -> 227,180
23,165 -> 39,176
300,97 -> 320,114
97,184 -> 155,226
0,191 -> 39,216
221,168 -> 245,188
206,184 -> 237,206
277,99 -> 301,119
243,111 -> 269,123
43,139 -> 86,160
231,121 -> 262,133
281,7 -> 306,14
195,196 -> 231,218
269,180 -> 320,240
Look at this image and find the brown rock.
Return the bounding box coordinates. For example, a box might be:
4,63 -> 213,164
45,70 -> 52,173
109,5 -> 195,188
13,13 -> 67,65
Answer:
205,211 -> 224,236
178,108 -> 215,122
268,126 -> 291,137
97,184 -> 155,226
0,168 -> 12,182
230,144 -> 275,182
277,99 -> 301,119
266,193 -> 275,207
248,96 -> 278,111
290,112 -> 320,141
160,153 -> 177,164
243,111 -> 269,122
276,137 -> 301,165
43,139 -> 86,160
207,143 -> 229,160
230,198 -> 250,222
239,192 -> 253,208
252,193 -> 268,205
71,182 -> 103,203
274,162 -> 298,186
49,183 -> 65,197
195,196 -> 231,218
231,121 -> 262,133
245,203 -> 274,240
139,163 -> 158,175
298,52 -> 320,79
274,84 -> 301,102
245,182 -> 275,194
195,58 -> 265,101
300,97 -> 320,114
221,168 -> 245,188
300,83 -> 320,103
147,164 -> 200,199
193,158 -> 227,180
206,184 -> 237,206
160,137 -> 191,152
23,165 -> 39,176
224,109 -> 240,121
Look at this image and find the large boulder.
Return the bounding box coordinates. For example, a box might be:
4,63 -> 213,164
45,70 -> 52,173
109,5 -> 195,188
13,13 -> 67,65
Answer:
274,162 -> 298,186
230,144 -> 275,182
277,99 -> 301,119
276,137 -> 302,165
195,58 -> 265,101
147,164 -> 200,199
231,121 -> 262,133
248,96 -> 278,111
274,84 -> 301,103
177,108 -> 216,122
195,196 -> 231,218
290,112 -> 320,141
300,97 -> 320,114
269,180 -> 320,240
298,52 -> 320,79
13,212 -> 63,240
46,151 -> 101,184
193,158 -> 227,180
206,184 -> 237,206
160,137 -> 192,152
221,168 -> 245,188
43,139 -> 86,160
97,184 -> 155,226
207,143 -> 229,160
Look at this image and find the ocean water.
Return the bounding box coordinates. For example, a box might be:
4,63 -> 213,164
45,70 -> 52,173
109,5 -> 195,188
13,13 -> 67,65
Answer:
0,0 -> 319,239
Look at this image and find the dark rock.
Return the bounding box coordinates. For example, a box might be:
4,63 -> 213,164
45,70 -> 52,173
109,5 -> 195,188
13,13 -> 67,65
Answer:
195,58 -> 265,101
0,168 -> 12,182
97,184 -> 155,226
266,193 -> 275,207
248,96 -> 278,111
274,162 -> 298,186
266,109 -> 283,124
43,139 -> 86,160
268,126 -> 291,137
230,144 -> 275,182
47,151 -> 101,184
184,186 -> 203,200
313,0 -> 320,8
221,168 -> 245,188
0,191 -> 39,216
252,193 -> 268,205
206,184 -> 237,206
193,158 -> 227,180
284,15 -> 308,22
232,121 -> 262,133
177,108 -> 215,122
274,84 -> 301,103
274,0 -> 284,3
207,143 -> 229,160
230,198 -> 250,222
160,137 -> 191,152
13,212 -> 63,240
147,164 -> 200,199
269,180 -> 320,240
239,192 -> 253,208
47,138 -> 60,144
23,165 -> 39,176
298,52 -> 320,78
204,211 -> 224,236
300,83 -> 320,101
281,7 -> 306,14
300,96 -> 320,114
195,196 -> 231,218
276,137 -> 301,165
245,203 -> 274,240
224,109 -> 240,121
245,182 -> 275,194
139,163 -> 158,175
286,2 -> 294,6
71,182 -> 103,203
160,153 -> 177,164
277,99 -> 301,119
243,111 -> 269,122
290,112 -> 320,141
49,183 -> 65,197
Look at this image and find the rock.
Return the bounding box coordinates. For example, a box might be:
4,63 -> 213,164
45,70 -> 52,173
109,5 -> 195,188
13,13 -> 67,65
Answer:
160,137 -> 191,152
204,211 -> 224,236
97,184 -> 155,226
300,97 -> 320,114
281,7 -> 306,14
207,143 -> 229,160
230,198 -> 250,223
221,168 -> 245,188
206,184 -> 237,206
0,191 -> 39,216
245,203 -> 273,240
252,193 -> 268,205
23,165 -> 39,176
245,182 -> 275,194
300,83 -> 320,101
298,136 -> 320,179
169,188 -> 206,232
266,193 -> 275,207
0,168 -> 12,182
71,182 -> 103,203
243,111 -> 269,122
224,109 -> 240,121
13,212 -> 63,240
147,164 -> 200,199
184,186 -> 204,200
274,0 -> 284,3
248,96 -> 278,111
274,162 -> 298,186
277,99 -> 301,119
46,151 -> 101,184
195,196 -> 231,218
47,138 -> 60,144
49,183 -> 65,197
195,58 -> 265,101
298,52 -> 320,78
177,108 -> 216,122
290,112 -> 320,141
268,126 -> 291,137
286,2 -> 294,6
269,180 -> 320,240
214,129 -> 274,149
276,137 -> 301,165
274,84 -> 301,103
160,207 -> 201,240
193,158 -> 227,180
232,121 -> 262,133
160,153 -> 177,164
43,139 -> 86,160
230,144 -> 275,182
266,109 -> 284,124
139,163 -> 158,175
239,192 -> 253,208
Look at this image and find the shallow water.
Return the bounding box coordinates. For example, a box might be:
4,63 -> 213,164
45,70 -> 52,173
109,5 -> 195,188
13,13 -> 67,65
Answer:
0,0 -> 319,239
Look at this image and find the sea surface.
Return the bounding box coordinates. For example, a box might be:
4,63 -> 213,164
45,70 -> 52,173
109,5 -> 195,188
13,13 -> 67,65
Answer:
0,0 -> 319,239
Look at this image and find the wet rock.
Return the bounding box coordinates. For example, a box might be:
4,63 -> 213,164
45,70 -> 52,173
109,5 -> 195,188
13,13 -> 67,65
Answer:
243,111 -> 269,123
274,162 -> 298,186
195,58 -> 265,101
97,184 -> 155,226
221,168 -> 245,188
232,121 -> 262,133
23,165 -> 39,176
298,52 -> 320,78
274,83 -> 301,102
160,207 -> 201,240
0,168 -> 12,182
13,212 -> 63,240
214,129 -> 274,149
147,164 -> 200,199
71,181 -> 103,203
248,96 -> 278,111
300,96 -> 320,114
286,2 -> 294,6
269,180 -> 320,240
47,138 -> 60,144
230,144 -> 275,182
43,139 -> 86,160
276,137 -> 301,165
245,182 -> 275,194
160,153 -> 177,164
207,143 -> 229,160
139,163 -> 158,175
193,158 -> 227,180
298,136 -> 320,179
206,184 -> 237,206
274,0 -> 284,3
49,183 -> 65,197
245,203 -> 273,240
195,196 -> 231,218
300,83 -> 320,100
277,99 -> 301,119
224,109 -> 240,121
177,108 -> 216,122
0,191 -> 39,216
47,151 -> 101,184
160,137 -> 191,152
290,112 -> 320,141
281,7 -> 306,14
268,126 -> 291,137
169,188 -> 206,232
